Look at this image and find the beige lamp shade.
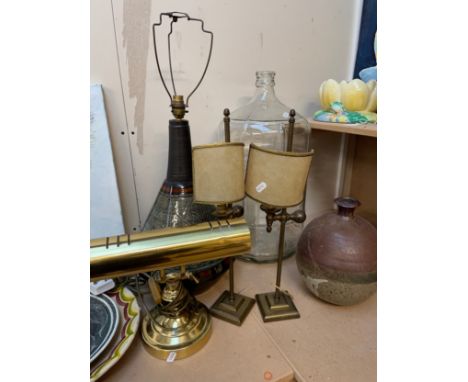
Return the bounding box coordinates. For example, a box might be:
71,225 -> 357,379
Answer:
192,142 -> 245,204
245,144 -> 314,208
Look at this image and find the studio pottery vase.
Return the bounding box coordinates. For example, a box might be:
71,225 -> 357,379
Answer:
296,197 -> 376,305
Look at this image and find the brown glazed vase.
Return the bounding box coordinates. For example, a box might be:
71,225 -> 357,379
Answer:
296,197 -> 377,305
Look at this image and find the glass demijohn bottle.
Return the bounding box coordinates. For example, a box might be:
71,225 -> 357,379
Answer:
220,71 -> 311,262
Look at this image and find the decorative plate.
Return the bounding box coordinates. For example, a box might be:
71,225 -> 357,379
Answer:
90,293 -> 119,362
90,286 -> 141,382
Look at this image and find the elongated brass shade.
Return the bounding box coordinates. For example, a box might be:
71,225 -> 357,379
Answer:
192,142 -> 245,204
90,218 -> 250,281
245,144 -> 314,208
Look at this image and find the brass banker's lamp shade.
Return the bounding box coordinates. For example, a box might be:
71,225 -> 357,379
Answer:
245,144 -> 314,208
193,142 -> 245,204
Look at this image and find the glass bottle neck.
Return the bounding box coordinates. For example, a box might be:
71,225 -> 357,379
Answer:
252,84 -> 277,102
253,71 -> 277,102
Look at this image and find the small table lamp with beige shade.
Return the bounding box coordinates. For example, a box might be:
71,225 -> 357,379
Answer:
192,140 -> 256,325
245,110 -> 314,322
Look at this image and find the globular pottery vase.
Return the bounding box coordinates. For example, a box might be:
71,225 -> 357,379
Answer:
296,197 -> 376,305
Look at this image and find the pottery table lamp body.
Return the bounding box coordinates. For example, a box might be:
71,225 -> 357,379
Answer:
296,197 -> 377,305
143,12 -> 227,292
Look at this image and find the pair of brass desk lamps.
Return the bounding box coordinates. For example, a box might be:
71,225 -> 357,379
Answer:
90,12 -> 314,361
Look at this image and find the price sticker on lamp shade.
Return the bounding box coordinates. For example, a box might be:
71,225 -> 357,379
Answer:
245,144 -> 314,208
256,182 -> 267,193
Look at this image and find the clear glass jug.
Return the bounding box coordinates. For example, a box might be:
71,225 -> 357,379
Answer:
220,71 -> 311,263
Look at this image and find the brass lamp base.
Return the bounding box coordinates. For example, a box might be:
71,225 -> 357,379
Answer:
255,291 -> 300,322
142,301 -> 211,360
210,290 -> 255,326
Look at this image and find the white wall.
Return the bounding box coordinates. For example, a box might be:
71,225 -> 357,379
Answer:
91,0 -> 363,232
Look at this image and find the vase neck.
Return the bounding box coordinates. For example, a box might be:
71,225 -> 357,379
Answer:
335,197 -> 361,218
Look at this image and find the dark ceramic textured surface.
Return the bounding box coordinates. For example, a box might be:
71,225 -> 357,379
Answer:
142,119 -> 223,289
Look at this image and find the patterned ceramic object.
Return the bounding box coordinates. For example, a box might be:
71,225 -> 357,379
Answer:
90,287 -> 141,381
90,294 -> 119,362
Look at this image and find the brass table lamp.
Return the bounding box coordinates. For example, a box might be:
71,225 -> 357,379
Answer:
90,219 -> 251,360
245,110 -> 314,322
192,140 -> 255,325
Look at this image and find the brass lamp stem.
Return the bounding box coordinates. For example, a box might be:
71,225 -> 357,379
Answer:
223,108 -> 235,302
213,202 -> 243,303
223,108 -> 231,142
229,257 -> 235,302
287,109 -> 295,151
260,208 -> 306,295
275,108 -> 295,299
209,200 -> 254,325
274,209 -> 287,301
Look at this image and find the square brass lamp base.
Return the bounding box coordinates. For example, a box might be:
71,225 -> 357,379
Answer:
255,291 -> 300,322
209,290 -> 255,326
